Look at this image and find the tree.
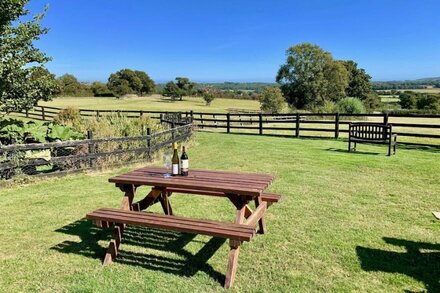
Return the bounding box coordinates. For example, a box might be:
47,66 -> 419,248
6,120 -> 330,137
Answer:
201,89 -> 215,106
162,77 -> 195,101
176,77 -> 195,101
276,43 -> 346,109
399,92 -> 418,109
58,74 -> 82,96
91,82 -> 113,97
162,81 -> 183,100
134,70 -> 155,95
342,61 -> 373,100
107,69 -> 143,97
0,1 -> 58,113
324,61 -> 349,102
259,87 -> 285,113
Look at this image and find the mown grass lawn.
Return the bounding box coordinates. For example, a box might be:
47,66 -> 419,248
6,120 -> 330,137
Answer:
0,132 -> 439,292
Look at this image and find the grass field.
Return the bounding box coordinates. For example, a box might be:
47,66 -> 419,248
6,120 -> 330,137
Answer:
40,95 -> 261,113
1,132 -> 439,292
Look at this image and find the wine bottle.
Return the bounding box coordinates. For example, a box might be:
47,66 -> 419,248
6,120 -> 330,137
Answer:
171,142 -> 179,176
181,146 -> 189,176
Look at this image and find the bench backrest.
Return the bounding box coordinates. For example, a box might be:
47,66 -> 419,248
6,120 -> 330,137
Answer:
349,123 -> 392,141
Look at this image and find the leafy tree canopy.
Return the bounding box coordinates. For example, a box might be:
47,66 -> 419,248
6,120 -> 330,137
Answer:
107,69 -> 155,97
0,0 -> 58,113
276,43 -> 376,110
259,87 -> 285,113
163,77 -> 195,101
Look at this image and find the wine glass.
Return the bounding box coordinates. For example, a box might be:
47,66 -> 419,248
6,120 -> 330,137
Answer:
163,152 -> 172,178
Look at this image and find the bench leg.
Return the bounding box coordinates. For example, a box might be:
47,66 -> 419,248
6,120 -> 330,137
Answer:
225,243 -> 240,289
103,223 -> 124,265
388,141 -> 392,156
224,200 -> 246,289
254,197 -> 266,234
348,140 -> 351,152
103,184 -> 135,265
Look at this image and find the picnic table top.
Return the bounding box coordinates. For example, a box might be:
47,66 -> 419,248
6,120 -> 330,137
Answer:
109,167 -> 274,197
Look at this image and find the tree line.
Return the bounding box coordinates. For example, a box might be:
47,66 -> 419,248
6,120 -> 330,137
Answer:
2,1 -> 438,115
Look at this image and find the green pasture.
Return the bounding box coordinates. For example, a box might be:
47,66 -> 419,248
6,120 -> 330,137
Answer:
40,95 -> 261,113
1,132 -> 439,292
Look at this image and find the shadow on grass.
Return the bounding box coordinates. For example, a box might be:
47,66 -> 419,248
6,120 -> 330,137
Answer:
356,237 -> 440,292
51,219 -> 226,284
325,148 -> 381,156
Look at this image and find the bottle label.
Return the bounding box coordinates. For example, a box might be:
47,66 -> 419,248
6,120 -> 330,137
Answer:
172,164 -> 179,175
181,159 -> 189,170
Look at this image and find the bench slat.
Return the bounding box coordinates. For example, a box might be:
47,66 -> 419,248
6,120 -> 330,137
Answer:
87,208 -> 255,241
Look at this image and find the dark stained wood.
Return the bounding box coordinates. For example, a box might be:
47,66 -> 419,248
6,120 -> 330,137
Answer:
109,167 -> 274,197
348,122 -> 397,156
254,197 -> 266,234
245,201 -> 267,228
224,198 -> 247,289
131,188 -> 162,211
87,208 -> 255,241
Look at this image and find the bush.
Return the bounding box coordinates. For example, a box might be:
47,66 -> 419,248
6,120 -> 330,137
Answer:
91,82 -> 113,97
336,97 -> 366,114
310,100 -> 337,113
259,87 -> 285,113
399,92 -> 418,109
202,91 -> 215,106
416,94 -> 440,111
53,106 -> 83,129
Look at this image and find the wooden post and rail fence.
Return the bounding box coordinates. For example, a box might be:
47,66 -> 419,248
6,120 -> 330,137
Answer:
5,105 -> 440,147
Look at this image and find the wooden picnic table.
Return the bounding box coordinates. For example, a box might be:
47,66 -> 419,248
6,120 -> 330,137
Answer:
86,167 -> 280,289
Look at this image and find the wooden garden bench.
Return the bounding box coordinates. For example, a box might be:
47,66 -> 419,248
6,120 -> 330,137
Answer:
87,167 -> 280,289
348,122 -> 397,156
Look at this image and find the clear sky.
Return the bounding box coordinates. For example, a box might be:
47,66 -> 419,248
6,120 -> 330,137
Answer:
27,0 -> 440,83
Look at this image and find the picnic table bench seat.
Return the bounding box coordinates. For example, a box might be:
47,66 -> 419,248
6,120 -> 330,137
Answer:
87,208 -> 256,241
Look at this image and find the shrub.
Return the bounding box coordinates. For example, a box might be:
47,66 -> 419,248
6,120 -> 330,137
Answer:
259,87 -> 285,113
336,97 -> 366,114
54,106 -> 83,129
310,100 -> 337,113
91,82 -> 113,97
202,91 -> 215,106
416,94 -> 440,111
399,92 -> 418,109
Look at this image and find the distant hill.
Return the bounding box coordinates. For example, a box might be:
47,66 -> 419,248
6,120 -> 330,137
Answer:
373,77 -> 440,90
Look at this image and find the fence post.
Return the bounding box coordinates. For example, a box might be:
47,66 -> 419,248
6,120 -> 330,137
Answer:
383,112 -> 389,125
171,122 -> 176,140
146,127 -> 151,160
227,113 -> 231,133
160,114 -> 164,124
140,110 -> 144,117
259,113 -> 263,135
295,113 -> 300,138
41,106 -> 46,121
87,130 -> 96,169
25,109 -> 29,118
335,112 -> 340,139
96,110 -> 100,118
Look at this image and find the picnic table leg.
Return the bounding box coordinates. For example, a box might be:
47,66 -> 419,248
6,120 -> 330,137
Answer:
131,187 -> 163,211
159,191 -> 173,215
103,184 -> 135,265
224,199 -> 247,289
254,196 -> 266,234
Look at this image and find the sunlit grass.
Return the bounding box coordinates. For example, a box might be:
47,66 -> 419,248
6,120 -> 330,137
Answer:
1,132 -> 439,292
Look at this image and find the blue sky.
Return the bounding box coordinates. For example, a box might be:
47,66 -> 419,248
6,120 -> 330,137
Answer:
27,0 -> 440,83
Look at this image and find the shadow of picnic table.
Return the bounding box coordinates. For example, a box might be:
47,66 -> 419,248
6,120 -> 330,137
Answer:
356,237 -> 440,292
51,218 -> 225,284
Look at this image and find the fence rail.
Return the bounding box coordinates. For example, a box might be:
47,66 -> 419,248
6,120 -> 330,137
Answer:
0,124 -> 192,180
6,106 -> 440,146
